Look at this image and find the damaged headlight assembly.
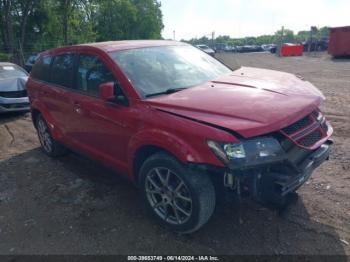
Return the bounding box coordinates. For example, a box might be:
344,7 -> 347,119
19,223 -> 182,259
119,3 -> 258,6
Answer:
207,137 -> 286,168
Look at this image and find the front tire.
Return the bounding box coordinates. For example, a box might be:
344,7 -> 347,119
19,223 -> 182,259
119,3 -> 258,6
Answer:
139,152 -> 216,233
36,114 -> 67,157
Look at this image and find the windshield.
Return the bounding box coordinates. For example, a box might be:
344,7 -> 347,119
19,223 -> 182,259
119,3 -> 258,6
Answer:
0,65 -> 27,80
111,45 -> 233,98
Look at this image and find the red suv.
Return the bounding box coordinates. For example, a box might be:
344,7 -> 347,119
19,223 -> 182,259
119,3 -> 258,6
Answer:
27,40 -> 333,233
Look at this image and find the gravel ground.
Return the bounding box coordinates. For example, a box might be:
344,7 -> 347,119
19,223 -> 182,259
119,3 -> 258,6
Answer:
0,52 -> 349,256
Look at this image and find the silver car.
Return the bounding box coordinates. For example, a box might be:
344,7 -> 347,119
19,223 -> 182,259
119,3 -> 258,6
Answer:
196,44 -> 215,56
0,62 -> 29,113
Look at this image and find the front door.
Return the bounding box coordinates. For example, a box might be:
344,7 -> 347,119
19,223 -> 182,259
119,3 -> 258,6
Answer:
68,54 -> 134,172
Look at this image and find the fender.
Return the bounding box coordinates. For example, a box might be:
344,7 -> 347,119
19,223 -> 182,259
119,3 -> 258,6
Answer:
30,99 -> 64,140
127,128 -> 206,178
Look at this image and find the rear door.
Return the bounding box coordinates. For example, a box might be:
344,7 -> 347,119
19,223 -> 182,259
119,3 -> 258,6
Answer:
29,55 -> 53,110
44,53 -> 77,139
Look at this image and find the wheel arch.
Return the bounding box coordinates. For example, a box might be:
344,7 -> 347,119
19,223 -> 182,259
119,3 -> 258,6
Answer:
128,130 -> 205,183
31,108 -> 41,128
29,101 -> 63,139
132,144 -> 185,184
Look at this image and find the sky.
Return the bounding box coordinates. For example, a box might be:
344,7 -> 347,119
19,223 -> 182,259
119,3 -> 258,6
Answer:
160,0 -> 350,40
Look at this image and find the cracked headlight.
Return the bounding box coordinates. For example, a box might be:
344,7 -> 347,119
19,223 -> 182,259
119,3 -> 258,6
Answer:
207,137 -> 285,168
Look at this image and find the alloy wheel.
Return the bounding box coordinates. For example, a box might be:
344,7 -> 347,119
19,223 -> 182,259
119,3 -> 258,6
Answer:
37,118 -> 53,153
145,167 -> 193,225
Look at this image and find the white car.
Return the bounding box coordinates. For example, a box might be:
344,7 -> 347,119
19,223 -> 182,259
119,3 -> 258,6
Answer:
0,62 -> 29,113
196,44 -> 215,56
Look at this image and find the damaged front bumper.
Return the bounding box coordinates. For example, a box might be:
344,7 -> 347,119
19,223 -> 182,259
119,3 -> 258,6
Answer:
228,139 -> 332,206
0,96 -> 30,113
275,141 -> 331,196
191,139 -> 332,207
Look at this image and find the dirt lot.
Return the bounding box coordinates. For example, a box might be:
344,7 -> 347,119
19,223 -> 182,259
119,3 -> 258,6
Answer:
0,52 -> 349,256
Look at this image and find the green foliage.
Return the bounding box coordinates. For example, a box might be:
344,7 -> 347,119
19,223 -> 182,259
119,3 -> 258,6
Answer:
274,28 -> 295,43
0,52 -> 11,61
0,0 -> 163,64
132,0 -> 164,39
188,36 -> 211,46
187,26 -> 330,47
95,0 -> 137,41
94,0 -> 163,41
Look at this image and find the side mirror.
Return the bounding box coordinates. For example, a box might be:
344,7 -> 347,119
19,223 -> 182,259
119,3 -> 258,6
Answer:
115,93 -> 129,106
99,82 -> 115,101
99,81 -> 129,106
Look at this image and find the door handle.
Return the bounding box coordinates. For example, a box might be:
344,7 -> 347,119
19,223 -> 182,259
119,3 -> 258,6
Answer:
73,102 -> 83,114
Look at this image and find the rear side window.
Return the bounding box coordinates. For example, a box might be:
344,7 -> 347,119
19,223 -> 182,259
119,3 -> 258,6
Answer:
31,56 -> 52,82
76,55 -> 115,96
51,54 -> 75,88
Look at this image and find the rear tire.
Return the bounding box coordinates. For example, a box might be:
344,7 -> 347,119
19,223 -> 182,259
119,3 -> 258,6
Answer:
139,152 -> 216,233
35,114 -> 67,157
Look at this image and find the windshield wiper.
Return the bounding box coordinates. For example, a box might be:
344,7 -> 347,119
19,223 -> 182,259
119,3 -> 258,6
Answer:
145,87 -> 187,98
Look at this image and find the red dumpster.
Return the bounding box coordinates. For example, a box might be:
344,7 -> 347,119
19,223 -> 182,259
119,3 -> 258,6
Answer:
328,26 -> 350,57
280,43 -> 304,56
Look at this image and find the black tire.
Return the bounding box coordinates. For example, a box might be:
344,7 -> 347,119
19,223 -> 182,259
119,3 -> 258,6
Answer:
139,152 -> 216,233
35,114 -> 67,157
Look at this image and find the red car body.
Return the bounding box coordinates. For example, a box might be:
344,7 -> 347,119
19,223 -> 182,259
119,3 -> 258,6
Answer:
26,40 -> 333,232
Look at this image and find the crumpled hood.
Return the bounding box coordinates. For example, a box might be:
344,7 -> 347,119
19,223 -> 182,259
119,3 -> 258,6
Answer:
0,77 -> 28,92
146,67 -> 324,138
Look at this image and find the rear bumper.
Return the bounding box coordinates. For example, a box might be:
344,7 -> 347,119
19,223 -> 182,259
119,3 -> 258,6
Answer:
0,96 -> 30,113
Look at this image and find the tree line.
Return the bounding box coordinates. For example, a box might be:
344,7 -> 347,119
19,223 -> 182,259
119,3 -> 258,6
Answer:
0,0 -> 163,64
186,27 -> 330,47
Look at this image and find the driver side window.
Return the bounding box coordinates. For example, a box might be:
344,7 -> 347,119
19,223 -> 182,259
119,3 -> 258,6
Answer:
76,54 -> 115,96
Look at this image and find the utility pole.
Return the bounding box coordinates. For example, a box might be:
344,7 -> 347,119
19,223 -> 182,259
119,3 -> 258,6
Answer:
308,27 -> 313,54
173,30 -> 175,40
211,31 -> 215,49
277,26 -> 284,56
18,39 -> 25,66
309,26 -> 317,55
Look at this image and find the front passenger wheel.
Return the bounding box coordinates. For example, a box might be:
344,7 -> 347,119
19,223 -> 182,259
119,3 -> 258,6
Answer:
139,152 -> 216,233
36,114 -> 67,157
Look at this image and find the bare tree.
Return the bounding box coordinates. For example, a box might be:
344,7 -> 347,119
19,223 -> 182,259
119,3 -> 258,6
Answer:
18,0 -> 35,52
0,0 -> 35,63
0,0 -> 15,56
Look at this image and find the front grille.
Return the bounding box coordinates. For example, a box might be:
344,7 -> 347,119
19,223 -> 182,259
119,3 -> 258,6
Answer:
298,130 -> 322,146
2,102 -> 29,109
322,122 -> 328,133
0,90 -> 27,98
281,110 -> 328,149
282,116 -> 311,134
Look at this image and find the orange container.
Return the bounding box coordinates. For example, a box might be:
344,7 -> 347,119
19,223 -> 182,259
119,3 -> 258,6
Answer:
281,44 -> 304,56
